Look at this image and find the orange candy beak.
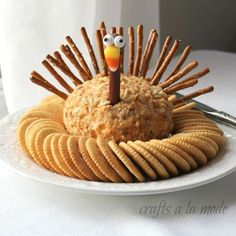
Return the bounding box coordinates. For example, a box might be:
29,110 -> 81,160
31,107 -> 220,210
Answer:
104,45 -> 120,72
106,57 -> 120,72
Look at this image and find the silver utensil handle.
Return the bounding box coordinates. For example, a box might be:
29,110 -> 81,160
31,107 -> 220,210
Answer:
204,110 -> 236,128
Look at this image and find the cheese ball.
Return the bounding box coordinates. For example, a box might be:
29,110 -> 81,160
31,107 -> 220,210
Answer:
63,74 -> 173,142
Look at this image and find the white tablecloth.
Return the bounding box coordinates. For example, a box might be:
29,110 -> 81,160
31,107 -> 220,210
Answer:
0,50 -> 236,236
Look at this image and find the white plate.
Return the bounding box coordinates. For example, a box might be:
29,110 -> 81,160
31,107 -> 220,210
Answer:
0,110 -> 236,195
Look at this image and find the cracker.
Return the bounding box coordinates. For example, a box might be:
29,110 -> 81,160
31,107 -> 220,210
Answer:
67,136 -> 99,180
29,118 -> 65,132
58,134 -> 85,179
135,141 -> 179,176
119,142 -> 157,180
108,141 -> 144,182
148,140 -> 191,173
165,139 -> 207,165
26,124 -> 61,167
78,137 -> 109,181
39,103 -> 64,119
174,121 -> 218,131
97,137 -> 133,183
174,118 -> 215,126
40,95 -> 59,103
177,124 -> 223,136
160,141 -> 198,170
40,94 -> 65,105
51,133 -> 76,177
17,117 -> 38,156
86,138 -> 123,183
25,119 -> 64,145
175,133 -> 219,153
182,131 -> 225,146
43,133 -> 66,175
128,141 -> 170,179
170,136 -> 217,159
35,127 -> 63,170
173,114 -> 206,122
20,109 -> 62,125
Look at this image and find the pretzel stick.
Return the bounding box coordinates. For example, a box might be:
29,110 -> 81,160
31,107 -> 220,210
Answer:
30,71 -> 67,100
96,30 -> 108,76
66,36 -> 92,79
174,86 -> 214,105
180,68 -> 210,83
152,36 -> 172,77
46,54 -> 60,67
167,67 -> 210,93
151,39 -> 180,85
160,61 -> 198,88
168,94 -> 177,102
53,51 -> 82,84
60,44 -> 90,81
99,21 -> 107,38
47,52 -> 82,85
133,25 -> 143,76
117,26 -> 124,74
139,29 -> 155,76
128,26 -> 135,75
174,102 -> 186,109
110,27 -> 116,34
140,31 -> 158,78
167,45 -> 191,79
164,78 -> 198,94
173,102 -> 197,113
80,27 -> 100,74
42,60 -> 73,93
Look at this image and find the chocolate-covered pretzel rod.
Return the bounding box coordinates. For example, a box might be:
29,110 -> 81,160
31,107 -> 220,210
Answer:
46,52 -> 82,85
151,39 -> 180,85
30,71 -> 67,99
152,36 -> 172,77
140,30 -> 158,78
60,44 -> 90,81
167,45 -> 191,79
128,26 -> 135,75
96,30 -> 108,76
133,25 -> 143,76
117,26 -> 124,74
174,86 -> 214,105
66,36 -> 92,79
160,61 -> 198,88
99,21 -> 107,38
42,60 -> 73,93
164,78 -> 198,94
80,27 -> 100,74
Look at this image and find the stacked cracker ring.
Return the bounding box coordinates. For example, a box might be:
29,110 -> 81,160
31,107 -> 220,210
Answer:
17,95 -> 224,183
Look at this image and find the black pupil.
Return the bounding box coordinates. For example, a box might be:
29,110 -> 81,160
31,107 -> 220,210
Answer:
119,39 -> 123,43
104,38 -> 108,42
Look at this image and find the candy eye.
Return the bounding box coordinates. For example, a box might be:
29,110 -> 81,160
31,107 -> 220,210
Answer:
114,35 -> 125,48
103,34 -> 114,46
